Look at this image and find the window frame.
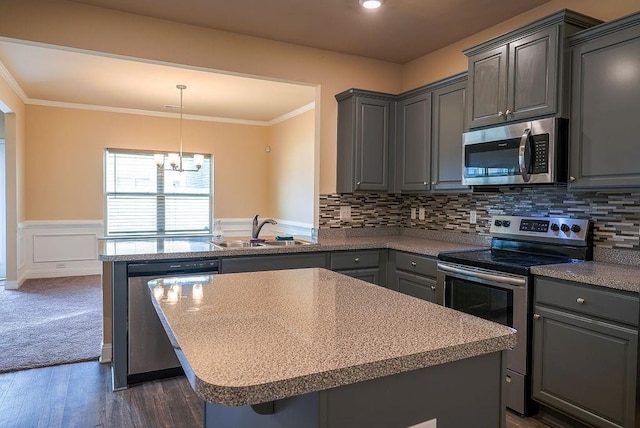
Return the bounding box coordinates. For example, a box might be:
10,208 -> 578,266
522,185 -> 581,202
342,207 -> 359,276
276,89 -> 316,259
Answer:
103,148 -> 213,238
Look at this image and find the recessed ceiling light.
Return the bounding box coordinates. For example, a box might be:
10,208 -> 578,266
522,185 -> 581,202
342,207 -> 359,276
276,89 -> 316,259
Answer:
359,0 -> 383,9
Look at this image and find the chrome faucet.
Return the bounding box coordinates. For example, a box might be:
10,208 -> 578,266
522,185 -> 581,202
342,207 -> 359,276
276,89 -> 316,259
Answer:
251,215 -> 277,239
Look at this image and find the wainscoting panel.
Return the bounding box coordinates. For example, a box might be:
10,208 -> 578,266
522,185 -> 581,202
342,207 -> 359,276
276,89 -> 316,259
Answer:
21,220 -> 103,280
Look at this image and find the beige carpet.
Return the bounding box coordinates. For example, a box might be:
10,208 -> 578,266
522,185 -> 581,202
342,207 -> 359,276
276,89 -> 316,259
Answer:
0,275 -> 102,373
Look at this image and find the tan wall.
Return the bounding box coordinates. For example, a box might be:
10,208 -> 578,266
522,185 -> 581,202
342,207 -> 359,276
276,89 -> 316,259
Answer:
0,0 -> 403,197
0,73 -> 26,283
25,105 -> 270,220
402,0 -> 640,90
266,109 -> 315,224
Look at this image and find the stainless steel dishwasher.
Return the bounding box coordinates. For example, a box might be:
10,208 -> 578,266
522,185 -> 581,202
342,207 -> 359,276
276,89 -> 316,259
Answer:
127,259 -> 219,384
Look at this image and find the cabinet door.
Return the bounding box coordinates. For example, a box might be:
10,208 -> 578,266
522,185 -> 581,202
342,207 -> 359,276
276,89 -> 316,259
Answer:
507,27 -> 558,122
338,268 -> 380,285
355,97 -> 391,191
220,253 -> 328,273
396,92 -> 431,192
431,80 -> 469,192
466,45 -> 508,129
532,306 -> 637,428
395,270 -> 437,303
569,26 -> 640,189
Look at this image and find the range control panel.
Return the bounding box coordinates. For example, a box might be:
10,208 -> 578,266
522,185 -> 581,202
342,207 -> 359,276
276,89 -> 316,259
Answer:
489,215 -> 590,246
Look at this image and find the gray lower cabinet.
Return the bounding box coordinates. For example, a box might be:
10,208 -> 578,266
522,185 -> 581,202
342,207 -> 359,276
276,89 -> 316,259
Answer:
336,89 -> 395,193
330,250 -> 386,287
465,10 -> 600,129
532,277 -> 638,428
388,251 -> 438,302
220,253 -> 328,273
568,13 -> 640,189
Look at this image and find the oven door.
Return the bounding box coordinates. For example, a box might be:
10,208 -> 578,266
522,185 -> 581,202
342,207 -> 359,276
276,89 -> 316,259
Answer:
436,262 -> 528,376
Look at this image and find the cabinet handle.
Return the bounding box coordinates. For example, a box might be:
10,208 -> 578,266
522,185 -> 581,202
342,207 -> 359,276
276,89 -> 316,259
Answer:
431,181 -> 437,185
411,261 -> 417,267
354,257 -> 360,263
506,109 -> 515,117
577,297 -> 585,304
356,181 -> 361,189
533,313 -> 540,320
498,111 -> 505,118
569,176 -> 576,182
430,285 -> 436,291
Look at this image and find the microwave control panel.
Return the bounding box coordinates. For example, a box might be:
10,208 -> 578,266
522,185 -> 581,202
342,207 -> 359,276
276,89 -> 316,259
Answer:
532,139 -> 548,173
490,215 -> 590,245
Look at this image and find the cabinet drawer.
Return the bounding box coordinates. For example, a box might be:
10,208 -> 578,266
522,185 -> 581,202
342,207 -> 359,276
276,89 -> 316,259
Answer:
330,250 -> 380,270
395,252 -> 437,277
396,270 -> 437,303
535,277 -> 639,326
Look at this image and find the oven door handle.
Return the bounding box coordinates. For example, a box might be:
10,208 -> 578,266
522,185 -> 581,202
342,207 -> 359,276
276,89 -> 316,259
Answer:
518,127 -> 532,183
437,263 -> 526,288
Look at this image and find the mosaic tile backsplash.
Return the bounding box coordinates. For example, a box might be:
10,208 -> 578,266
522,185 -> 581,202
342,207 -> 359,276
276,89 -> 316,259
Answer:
319,188 -> 640,250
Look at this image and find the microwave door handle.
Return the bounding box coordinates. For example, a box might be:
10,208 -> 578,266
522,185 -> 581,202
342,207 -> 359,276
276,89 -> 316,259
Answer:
519,128 -> 532,182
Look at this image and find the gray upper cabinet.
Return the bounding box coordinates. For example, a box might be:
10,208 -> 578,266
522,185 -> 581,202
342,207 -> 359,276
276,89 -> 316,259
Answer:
465,10 -> 601,129
568,13 -> 640,190
336,89 -> 395,193
394,73 -> 469,193
396,90 -> 432,192
431,76 -> 469,192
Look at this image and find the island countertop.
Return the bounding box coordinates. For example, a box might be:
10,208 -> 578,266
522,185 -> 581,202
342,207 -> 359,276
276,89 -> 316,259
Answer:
150,268 -> 516,406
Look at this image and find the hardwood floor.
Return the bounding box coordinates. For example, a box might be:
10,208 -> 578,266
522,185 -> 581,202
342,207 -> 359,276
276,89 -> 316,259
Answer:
0,361 -> 553,428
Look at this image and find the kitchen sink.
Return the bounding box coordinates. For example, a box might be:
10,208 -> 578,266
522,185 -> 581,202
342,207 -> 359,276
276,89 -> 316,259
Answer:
212,239 -> 315,249
212,240 -> 266,248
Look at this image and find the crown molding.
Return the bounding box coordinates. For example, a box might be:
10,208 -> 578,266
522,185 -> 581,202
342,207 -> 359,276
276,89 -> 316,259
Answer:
0,60 -> 28,103
268,102 -> 315,125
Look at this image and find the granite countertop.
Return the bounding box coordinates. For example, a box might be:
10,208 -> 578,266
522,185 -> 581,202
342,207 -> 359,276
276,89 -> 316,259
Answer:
531,261 -> 640,293
98,235 -> 485,262
150,268 -> 516,406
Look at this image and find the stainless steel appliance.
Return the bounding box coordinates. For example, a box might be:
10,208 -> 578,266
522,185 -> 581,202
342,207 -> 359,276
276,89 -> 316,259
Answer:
462,117 -> 568,186
127,259 -> 218,384
437,215 -> 592,415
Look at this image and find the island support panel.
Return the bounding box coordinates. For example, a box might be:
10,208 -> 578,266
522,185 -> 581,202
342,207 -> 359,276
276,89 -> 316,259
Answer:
204,351 -> 506,428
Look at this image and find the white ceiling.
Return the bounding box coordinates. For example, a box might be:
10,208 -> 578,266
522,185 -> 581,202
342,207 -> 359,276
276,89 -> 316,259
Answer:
0,41 -> 316,123
0,0 -> 553,123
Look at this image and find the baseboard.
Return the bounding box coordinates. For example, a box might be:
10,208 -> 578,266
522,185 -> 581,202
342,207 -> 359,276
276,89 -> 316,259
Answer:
26,266 -> 102,279
4,279 -> 19,290
100,342 -> 112,364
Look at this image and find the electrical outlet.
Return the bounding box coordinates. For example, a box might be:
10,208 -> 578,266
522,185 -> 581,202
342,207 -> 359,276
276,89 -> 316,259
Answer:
470,210 -> 477,224
410,208 -> 416,220
340,205 -> 351,220
418,207 -> 426,220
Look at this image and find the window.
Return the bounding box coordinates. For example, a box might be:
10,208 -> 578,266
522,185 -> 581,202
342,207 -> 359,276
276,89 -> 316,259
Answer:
104,149 -> 212,236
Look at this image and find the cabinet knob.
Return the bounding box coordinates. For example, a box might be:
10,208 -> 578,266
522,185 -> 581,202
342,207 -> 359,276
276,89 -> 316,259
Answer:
569,176 -> 576,182
505,109 -> 511,117
498,111 -> 505,118
423,181 -> 428,186
577,297 -> 585,304
431,181 -> 437,185
356,181 -> 361,188
354,257 -> 360,263
430,285 -> 436,291
411,261 -> 417,267
533,313 -> 540,320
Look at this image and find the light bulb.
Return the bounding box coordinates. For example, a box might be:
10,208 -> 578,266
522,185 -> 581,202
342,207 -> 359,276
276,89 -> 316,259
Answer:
154,154 -> 165,167
359,0 -> 382,9
193,154 -> 204,169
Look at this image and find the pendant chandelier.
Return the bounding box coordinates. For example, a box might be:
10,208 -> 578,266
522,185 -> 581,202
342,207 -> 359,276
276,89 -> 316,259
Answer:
154,84 -> 204,172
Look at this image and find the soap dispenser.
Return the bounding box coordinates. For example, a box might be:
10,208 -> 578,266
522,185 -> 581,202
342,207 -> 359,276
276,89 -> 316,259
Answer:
212,220 -> 225,244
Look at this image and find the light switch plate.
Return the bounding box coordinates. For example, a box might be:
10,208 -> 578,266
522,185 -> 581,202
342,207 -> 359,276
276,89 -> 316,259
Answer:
470,210 -> 477,224
340,205 -> 351,220
418,207 -> 425,220
410,208 -> 416,219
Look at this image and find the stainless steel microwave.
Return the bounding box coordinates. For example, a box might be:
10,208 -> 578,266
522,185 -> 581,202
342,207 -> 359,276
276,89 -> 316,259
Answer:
462,118 -> 567,186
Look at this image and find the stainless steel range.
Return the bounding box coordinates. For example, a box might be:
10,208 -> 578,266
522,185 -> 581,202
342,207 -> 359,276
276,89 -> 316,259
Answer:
436,215 -> 592,415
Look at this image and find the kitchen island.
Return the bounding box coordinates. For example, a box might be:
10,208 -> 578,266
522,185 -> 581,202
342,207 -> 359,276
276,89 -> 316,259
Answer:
149,268 -> 516,428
